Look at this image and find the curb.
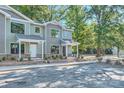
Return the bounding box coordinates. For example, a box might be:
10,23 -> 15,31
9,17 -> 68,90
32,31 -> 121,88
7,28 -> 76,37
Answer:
0,61 -> 96,71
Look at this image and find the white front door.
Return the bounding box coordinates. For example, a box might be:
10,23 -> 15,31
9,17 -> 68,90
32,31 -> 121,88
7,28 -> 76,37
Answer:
30,44 -> 37,57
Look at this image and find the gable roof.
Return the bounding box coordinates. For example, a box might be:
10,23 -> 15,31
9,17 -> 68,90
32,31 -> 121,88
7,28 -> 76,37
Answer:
6,6 -> 34,22
0,5 -> 34,22
43,21 -> 73,32
0,9 -> 11,18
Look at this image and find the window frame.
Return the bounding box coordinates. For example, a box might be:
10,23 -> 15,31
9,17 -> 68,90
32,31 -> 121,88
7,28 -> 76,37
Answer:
51,45 -> 60,54
10,42 -> 25,54
11,21 -> 25,34
50,28 -> 60,38
34,26 -> 41,33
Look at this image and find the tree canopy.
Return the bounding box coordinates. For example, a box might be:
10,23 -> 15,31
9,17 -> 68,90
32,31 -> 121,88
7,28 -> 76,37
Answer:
11,5 -> 124,56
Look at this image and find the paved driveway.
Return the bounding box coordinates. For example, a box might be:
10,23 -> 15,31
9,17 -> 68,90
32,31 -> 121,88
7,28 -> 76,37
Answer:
0,63 -> 124,88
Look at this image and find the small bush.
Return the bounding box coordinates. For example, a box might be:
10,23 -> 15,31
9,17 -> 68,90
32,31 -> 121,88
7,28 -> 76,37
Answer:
106,59 -> 111,64
53,56 -> 56,60
122,59 -> 124,62
0,59 -> 2,62
44,57 -> 48,60
115,60 -> 121,65
28,57 -> 31,61
65,56 -> 67,59
10,57 -> 16,61
19,57 -> 23,62
59,55 -> 63,59
2,57 -> 6,61
97,57 -> 103,62
56,55 -> 59,59
81,56 -> 84,59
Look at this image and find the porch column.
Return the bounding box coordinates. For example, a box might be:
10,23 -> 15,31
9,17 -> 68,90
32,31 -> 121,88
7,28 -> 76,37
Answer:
19,40 -> 21,59
41,41 -> 44,59
76,44 -> 79,57
66,45 -> 68,57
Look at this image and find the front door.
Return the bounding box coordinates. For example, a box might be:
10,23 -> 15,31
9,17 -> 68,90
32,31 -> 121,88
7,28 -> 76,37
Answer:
30,44 -> 37,57
63,46 -> 66,56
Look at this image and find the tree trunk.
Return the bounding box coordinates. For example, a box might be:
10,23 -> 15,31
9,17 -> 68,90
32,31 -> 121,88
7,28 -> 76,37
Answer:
117,46 -> 120,57
96,34 -> 101,57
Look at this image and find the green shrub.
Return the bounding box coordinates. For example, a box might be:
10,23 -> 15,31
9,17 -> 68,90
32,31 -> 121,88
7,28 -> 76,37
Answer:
28,57 -> 31,61
59,55 -> 63,59
19,57 -> 23,62
0,59 -> 2,62
81,56 -> 84,59
11,57 -> 16,61
53,56 -> 56,60
2,57 -> 6,61
56,55 -> 58,59
106,59 -> 111,63
44,57 -> 48,60
51,55 -> 54,59
64,56 -> 67,59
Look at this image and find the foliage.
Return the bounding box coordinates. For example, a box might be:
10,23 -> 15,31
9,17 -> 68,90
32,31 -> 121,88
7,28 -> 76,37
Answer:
11,5 -> 124,56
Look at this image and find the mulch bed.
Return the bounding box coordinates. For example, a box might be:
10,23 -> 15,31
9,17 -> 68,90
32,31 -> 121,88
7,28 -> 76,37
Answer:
0,60 -> 68,67
0,61 -> 44,66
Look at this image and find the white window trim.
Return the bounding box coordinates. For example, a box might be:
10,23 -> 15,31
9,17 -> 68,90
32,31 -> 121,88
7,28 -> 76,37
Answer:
10,42 -> 26,54
10,20 -> 26,34
50,28 -> 60,38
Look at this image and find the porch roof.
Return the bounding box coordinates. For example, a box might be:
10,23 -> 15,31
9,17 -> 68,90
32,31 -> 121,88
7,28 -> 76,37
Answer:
61,39 -> 80,46
16,34 -> 44,42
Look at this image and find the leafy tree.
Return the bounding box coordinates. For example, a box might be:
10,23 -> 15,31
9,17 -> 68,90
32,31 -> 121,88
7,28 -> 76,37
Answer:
85,5 -> 122,56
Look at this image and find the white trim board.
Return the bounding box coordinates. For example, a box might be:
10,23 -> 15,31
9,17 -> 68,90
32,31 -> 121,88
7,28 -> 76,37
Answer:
6,6 -> 34,22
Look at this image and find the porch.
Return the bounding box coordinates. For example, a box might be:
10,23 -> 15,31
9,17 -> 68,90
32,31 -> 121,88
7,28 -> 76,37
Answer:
16,34 -> 45,60
61,39 -> 80,57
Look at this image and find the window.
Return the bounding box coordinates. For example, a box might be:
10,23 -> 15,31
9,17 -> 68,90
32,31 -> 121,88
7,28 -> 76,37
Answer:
63,31 -> 72,39
11,22 -> 25,34
35,27 -> 41,33
51,45 -> 59,54
11,43 -> 25,54
51,29 -> 59,38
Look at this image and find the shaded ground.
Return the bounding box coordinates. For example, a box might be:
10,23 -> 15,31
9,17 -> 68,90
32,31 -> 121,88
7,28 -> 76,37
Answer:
0,63 -> 124,88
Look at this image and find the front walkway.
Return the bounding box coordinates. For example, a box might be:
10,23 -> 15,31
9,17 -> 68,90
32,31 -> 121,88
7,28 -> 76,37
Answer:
0,62 -> 124,88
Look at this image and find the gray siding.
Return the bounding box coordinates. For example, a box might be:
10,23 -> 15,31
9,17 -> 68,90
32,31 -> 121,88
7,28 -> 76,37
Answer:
45,24 -> 63,56
0,13 -> 5,53
6,19 -> 44,55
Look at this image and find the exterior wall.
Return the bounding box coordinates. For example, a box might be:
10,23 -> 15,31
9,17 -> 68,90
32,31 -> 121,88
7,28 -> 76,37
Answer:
6,18 -> 44,56
45,24 -> 63,56
6,19 -> 30,54
0,13 -> 5,54
62,30 -> 72,40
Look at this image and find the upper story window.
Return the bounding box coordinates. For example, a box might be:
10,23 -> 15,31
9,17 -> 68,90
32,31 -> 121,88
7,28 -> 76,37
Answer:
35,26 -> 41,33
51,29 -> 59,38
11,22 -> 25,34
63,31 -> 72,39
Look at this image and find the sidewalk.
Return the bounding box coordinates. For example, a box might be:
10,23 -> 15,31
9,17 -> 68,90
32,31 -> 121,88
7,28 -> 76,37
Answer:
0,61 -> 96,71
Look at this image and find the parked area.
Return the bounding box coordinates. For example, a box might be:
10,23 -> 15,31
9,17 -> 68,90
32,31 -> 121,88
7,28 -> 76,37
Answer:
0,62 -> 124,88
